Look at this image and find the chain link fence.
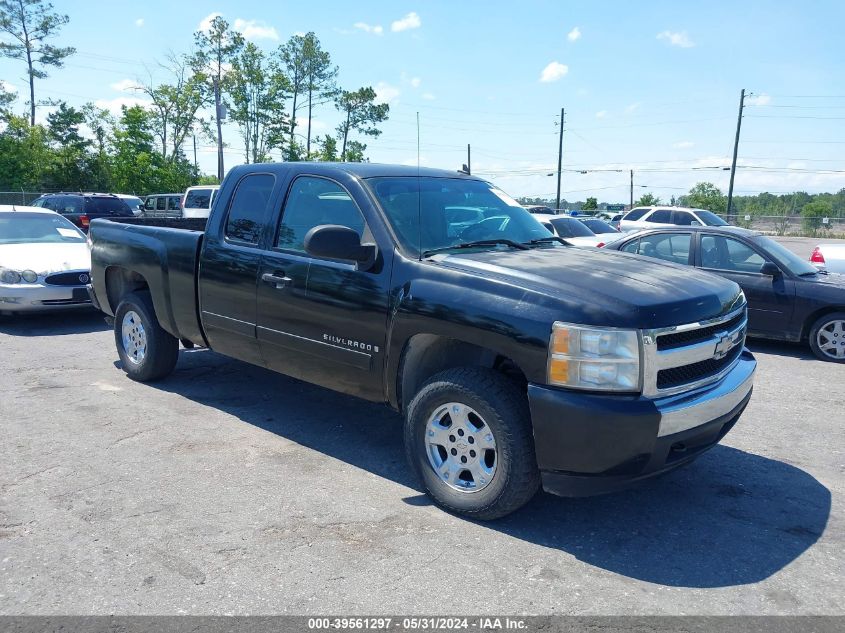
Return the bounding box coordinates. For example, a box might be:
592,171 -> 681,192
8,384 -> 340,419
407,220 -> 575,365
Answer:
0,191 -> 48,206
721,215 -> 845,237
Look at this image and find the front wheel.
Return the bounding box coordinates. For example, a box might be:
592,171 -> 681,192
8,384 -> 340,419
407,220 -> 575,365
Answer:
404,367 -> 540,520
809,312 -> 845,363
114,292 -> 179,381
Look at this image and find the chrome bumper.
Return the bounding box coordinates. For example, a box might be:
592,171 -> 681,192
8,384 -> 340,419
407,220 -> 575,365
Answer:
0,283 -> 92,312
655,349 -> 756,437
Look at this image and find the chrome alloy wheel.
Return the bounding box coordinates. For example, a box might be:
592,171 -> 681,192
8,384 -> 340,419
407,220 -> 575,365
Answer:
121,310 -> 147,365
817,319 -> 845,360
425,402 -> 497,493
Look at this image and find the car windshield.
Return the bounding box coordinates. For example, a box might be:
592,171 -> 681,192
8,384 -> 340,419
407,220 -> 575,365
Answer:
695,210 -> 729,226
754,235 -> 819,276
581,219 -> 618,233
0,212 -> 86,244
550,217 -> 595,238
366,177 -> 552,255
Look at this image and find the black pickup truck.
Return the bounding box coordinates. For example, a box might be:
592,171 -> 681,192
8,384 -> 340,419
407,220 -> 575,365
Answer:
88,163 -> 756,519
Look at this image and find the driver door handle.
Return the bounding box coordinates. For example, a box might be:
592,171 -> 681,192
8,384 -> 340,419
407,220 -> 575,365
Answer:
261,272 -> 292,289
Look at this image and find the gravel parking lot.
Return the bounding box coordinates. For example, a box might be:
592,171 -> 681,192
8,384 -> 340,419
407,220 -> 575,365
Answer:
1,308 -> 842,616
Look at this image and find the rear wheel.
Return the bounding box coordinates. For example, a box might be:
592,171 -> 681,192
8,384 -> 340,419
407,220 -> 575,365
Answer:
114,292 -> 179,381
809,312 -> 845,363
404,367 -> 540,520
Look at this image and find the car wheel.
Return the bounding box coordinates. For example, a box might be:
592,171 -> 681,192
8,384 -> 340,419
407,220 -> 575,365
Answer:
404,367 -> 540,520
114,291 -> 179,381
809,312 -> 845,363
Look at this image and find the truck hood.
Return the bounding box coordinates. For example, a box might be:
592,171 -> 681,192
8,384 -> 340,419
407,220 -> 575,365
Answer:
432,245 -> 744,329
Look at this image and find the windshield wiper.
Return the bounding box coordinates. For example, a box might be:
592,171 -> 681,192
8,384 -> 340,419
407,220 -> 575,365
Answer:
422,239 -> 529,257
524,236 -> 568,246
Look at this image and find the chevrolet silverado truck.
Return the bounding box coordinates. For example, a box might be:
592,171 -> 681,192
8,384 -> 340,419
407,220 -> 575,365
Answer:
88,163 -> 756,519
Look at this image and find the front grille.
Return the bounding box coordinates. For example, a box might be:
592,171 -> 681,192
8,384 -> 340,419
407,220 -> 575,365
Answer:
656,344 -> 743,389
657,312 -> 746,351
44,271 -> 90,286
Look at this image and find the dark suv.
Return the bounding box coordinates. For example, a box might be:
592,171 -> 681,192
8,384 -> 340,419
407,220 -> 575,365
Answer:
30,193 -> 134,231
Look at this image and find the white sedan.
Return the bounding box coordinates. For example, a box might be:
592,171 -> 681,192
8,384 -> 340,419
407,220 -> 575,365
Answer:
810,243 -> 845,274
533,213 -> 604,247
0,206 -> 93,314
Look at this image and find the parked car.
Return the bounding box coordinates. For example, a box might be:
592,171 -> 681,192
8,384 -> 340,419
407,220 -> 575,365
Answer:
618,206 -> 729,232
594,211 -> 624,224
604,226 -> 845,362
143,193 -> 184,218
522,205 -> 556,215
0,206 -> 92,313
810,244 -> 845,274
88,162 -> 756,519
534,213 -> 604,247
114,194 -> 144,217
578,217 -> 622,241
30,192 -> 134,231
182,185 -> 220,219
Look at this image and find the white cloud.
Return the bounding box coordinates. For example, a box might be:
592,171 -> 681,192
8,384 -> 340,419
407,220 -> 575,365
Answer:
0,80 -> 18,94
94,96 -> 151,115
673,141 -> 695,149
374,81 -> 400,105
293,31 -> 306,37
625,102 -> 640,113
410,77 -> 421,88
198,12 -> 222,33
746,93 -> 771,106
135,18 -> 144,27
391,12 -> 421,32
539,61 -> 569,82
595,110 -> 606,119
567,27 -> 581,42
422,92 -> 435,101
233,18 -> 279,40
110,78 -> 139,93
354,22 -> 384,35
657,30 -> 695,48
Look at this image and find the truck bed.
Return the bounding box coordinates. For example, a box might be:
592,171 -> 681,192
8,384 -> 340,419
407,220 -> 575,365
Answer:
106,217 -> 208,232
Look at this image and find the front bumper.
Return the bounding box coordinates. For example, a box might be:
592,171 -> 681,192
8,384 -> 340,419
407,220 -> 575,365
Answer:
0,282 -> 93,313
528,349 -> 756,497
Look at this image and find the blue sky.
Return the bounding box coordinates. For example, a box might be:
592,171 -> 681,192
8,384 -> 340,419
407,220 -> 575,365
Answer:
1,0 -> 843,201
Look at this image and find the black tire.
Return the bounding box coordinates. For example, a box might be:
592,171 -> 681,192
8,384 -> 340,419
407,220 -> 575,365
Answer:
113,291 -> 179,381
404,367 -> 540,520
808,311 -> 845,363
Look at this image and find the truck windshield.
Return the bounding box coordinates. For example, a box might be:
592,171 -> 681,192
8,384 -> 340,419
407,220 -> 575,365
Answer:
366,177 -> 552,256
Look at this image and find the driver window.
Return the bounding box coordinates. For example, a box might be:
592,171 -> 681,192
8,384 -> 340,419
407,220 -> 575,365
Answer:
277,176 -> 367,253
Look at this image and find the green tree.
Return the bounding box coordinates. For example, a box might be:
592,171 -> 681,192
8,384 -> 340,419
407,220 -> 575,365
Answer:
45,101 -> 90,189
314,134 -> 337,161
302,33 -> 337,155
192,16 -> 244,177
582,196 -> 597,210
0,113 -> 51,188
0,0 -> 75,125
334,86 -> 389,161
684,182 -> 726,213
344,140 -> 367,162
635,192 -> 661,206
0,81 -> 15,117
228,42 -> 289,163
802,200 -> 833,232
278,33 -> 309,159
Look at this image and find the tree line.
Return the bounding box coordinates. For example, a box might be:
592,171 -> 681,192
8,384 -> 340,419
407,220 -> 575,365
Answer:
0,1 -> 390,194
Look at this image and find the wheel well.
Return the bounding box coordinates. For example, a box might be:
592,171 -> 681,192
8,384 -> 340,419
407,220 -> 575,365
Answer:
105,266 -> 150,314
801,306 -> 845,340
397,334 -> 528,412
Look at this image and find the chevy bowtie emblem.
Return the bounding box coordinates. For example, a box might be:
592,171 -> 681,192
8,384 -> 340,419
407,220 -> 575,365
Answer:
713,333 -> 735,360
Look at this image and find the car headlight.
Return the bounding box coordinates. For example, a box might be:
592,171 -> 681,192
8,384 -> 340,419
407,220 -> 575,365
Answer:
547,322 -> 641,392
21,269 -> 38,283
0,268 -> 21,284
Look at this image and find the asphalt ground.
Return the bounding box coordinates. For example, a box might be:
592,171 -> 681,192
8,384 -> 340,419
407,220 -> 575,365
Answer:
0,306 -> 842,616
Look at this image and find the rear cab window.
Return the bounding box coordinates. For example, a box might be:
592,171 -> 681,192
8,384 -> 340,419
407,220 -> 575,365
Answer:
225,174 -> 276,245
185,189 -> 213,209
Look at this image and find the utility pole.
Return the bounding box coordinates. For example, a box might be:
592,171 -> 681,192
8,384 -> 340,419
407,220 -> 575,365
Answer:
467,144 -> 471,175
726,88 -> 745,220
630,169 -> 634,207
214,76 -> 224,181
192,133 -> 198,175
555,107 -> 564,213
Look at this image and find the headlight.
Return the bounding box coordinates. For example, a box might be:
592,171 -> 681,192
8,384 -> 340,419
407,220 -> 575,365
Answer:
0,268 -> 21,284
21,269 -> 38,283
547,322 -> 641,392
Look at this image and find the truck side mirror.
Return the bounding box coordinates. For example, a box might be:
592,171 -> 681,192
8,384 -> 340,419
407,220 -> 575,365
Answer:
760,261 -> 781,277
304,224 -> 376,267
